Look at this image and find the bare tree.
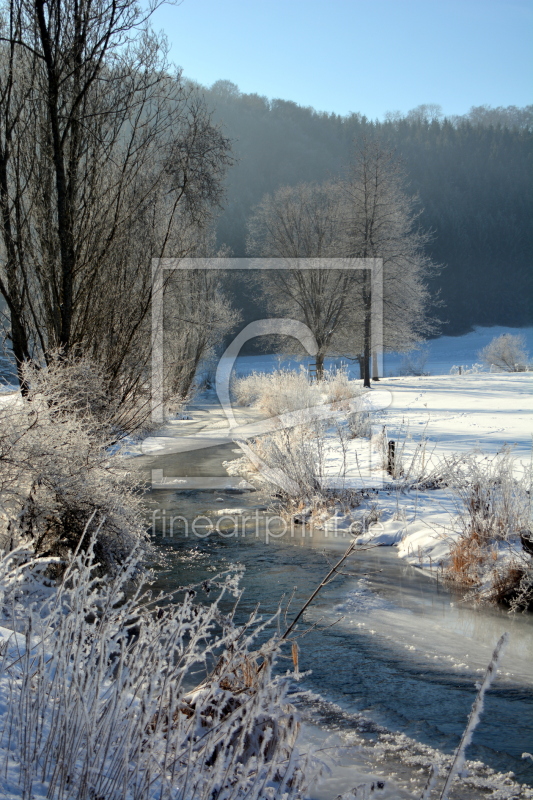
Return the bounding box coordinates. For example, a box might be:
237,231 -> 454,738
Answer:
246,182 -> 359,379
0,0 -> 232,409
246,144 -> 439,385
164,265 -> 240,404
340,139 -> 439,385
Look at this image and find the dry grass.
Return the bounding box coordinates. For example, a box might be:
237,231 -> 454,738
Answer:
232,367 -> 361,419
447,530 -> 493,587
445,447 -> 533,609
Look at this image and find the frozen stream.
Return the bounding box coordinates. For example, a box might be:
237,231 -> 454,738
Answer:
132,400 -> 533,799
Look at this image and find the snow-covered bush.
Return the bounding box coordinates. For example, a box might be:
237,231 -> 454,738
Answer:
0,355 -> 148,575
232,367 -> 316,417
22,350 -> 156,437
232,367 -> 360,419
449,363 -> 485,376
323,368 -> 359,404
347,407 -> 373,439
0,539 -> 315,799
242,421 -> 327,500
231,369 -> 370,509
399,346 -> 430,376
446,448 -> 532,609
478,333 -> 530,372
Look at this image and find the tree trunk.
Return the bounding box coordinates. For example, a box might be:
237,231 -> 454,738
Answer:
362,272 -> 371,388
315,351 -> 325,381
35,0 -> 78,352
372,350 -> 380,381
0,160 -> 31,393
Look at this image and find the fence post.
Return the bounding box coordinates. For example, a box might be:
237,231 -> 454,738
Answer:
387,440 -> 396,476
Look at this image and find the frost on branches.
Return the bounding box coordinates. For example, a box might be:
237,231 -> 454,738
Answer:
0,356 -> 318,798
0,354 -> 149,575
446,448 -> 533,610
478,333 -> 530,372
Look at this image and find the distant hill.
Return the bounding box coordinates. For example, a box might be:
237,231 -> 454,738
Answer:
198,83 -> 532,336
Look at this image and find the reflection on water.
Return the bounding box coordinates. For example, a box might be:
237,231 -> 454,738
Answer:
131,433 -> 533,795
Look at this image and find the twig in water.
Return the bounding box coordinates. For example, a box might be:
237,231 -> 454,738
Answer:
280,539 -> 374,641
419,764 -> 439,800
437,632 -> 509,800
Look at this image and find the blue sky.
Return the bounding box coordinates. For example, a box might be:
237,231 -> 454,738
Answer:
149,0 -> 532,119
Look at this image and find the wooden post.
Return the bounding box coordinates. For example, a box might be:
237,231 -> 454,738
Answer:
387,440 -> 396,476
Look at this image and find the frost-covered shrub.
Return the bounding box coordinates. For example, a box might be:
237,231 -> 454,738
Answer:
232,367 -> 360,419
0,356 -> 148,574
231,369 -> 373,510
449,363 -> 485,375
478,333 -> 530,372
399,346 -> 429,376
322,368 -> 358,404
0,541 -> 315,799
231,369 -> 370,507
446,448 -> 532,609
449,449 -> 530,543
232,367 -> 314,416
347,411 -> 372,439
242,421 -> 327,499
22,350 -> 153,437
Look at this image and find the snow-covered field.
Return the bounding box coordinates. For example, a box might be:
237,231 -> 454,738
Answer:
311,367 -> 529,511
314,371 -> 531,575
230,325 -> 533,381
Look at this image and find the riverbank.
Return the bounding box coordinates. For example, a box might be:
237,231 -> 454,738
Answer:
136,385 -> 533,797
217,371 -> 532,606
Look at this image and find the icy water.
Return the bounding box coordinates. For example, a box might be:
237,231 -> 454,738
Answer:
133,404 -> 533,799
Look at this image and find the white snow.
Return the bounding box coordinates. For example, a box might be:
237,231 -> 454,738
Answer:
230,325 -> 533,380
139,328 -> 532,585
318,371 -> 531,575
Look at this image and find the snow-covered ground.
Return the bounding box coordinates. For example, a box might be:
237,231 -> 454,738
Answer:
139,326 -> 532,581
219,328 -> 532,586
314,370 -> 531,572
230,325 -> 533,380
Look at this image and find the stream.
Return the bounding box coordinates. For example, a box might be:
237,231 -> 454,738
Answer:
131,398 -> 533,799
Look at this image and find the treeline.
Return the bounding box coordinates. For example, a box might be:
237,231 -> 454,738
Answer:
200,81 -> 532,335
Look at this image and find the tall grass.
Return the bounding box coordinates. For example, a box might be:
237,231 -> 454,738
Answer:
0,536 -> 315,799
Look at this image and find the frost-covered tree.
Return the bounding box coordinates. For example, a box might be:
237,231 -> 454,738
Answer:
339,139 -> 439,385
478,333 -> 529,372
247,182 -> 357,379
246,143 -> 438,385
